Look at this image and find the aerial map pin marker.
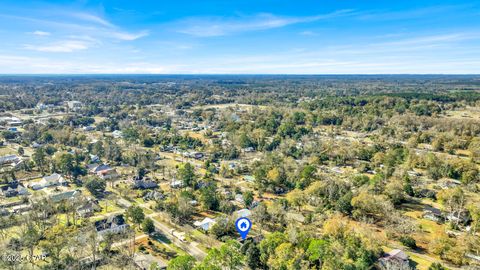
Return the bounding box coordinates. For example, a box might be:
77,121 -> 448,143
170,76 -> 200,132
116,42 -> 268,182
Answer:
235,217 -> 252,240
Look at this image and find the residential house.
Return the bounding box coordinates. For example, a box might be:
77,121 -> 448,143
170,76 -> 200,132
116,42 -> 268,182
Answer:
11,204 -> 32,214
0,155 -> 20,166
97,168 -> 119,181
194,217 -> 216,231
112,130 -> 123,139
378,249 -> 411,270
50,190 -> 81,203
170,180 -> 184,189
95,214 -> 128,236
234,194 -> 244,204
66,101 -> 82,111
243,147 -> 255,153
143,190 -> 164,201
422,206 -> 443,223
77,200 -> 99,217
132,176 -> 158,189
236,208 -> 251,218
89,164 -> 113,174
438,178 -> 462,189
0,182 -> 29,198
242,175 -> 255,182
286,212 -> 306,223
30,173 -> 66,190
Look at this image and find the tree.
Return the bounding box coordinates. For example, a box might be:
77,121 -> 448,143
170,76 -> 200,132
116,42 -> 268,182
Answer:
268,242 -> 305,270
197,240 -> 244,270
55,152 -> 86,180
85,177 -> 106,198
142,218 -> 155,234
178,163 -> 196,188
428,262 -> 447,270
384,179 -> 405,205
199,185 -> 219,211
242,191 -> 254,209
167,255 -> 196,270
468,137 -> 480,162
437,188 -> 466,227
241,239 -> 262,270
259,232 -> 287,265
33,147 -> 47,175
286,189 -> 304,211
127,206 -> 145,225
17,147 -> 24,156
307,239 -> 328,269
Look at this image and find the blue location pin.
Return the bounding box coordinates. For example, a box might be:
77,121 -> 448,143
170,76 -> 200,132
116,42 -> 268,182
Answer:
235,217 -> 252,240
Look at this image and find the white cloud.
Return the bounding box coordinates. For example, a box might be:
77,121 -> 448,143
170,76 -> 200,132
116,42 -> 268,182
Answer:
299,31 -> 316,36
24,40 -> 91,52
69,12 -> 115,28
32,30 -> 51,36
110,30 -> 149,41
176,10 -> 355,37
2,12 -> 148,41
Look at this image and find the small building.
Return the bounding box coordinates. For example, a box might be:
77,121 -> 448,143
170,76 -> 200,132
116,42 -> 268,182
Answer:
30,173 -> 66,190
77,200 -> 99,217
50,190 -> 81,203
112,130 -> 123,139
95,214 -> 128,236
235,194 -> 244,204
243,175 -> 255,182
236,208 -> 251,218
170,180 -> 184,189
194,217 -> 216,231
378,249 -> 411,270
132,177 -> 158,189
66,101 -> 82,111
438,178 -> 462,189
97,168 -> 119,181
0,155 -> 20,166
143,190 -> 164,201
11,204 -> 32,214
89,164 -> 113,174
243,147 -> 255,153
422,207 -> 443,223
286,212 -> 306,223
0,182 -> 29,198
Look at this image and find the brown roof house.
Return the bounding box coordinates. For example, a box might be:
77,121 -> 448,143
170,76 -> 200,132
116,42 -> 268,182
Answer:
378,249 -> 412,270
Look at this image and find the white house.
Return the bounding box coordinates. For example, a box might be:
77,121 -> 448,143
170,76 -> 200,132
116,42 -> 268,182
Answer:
30,173 -> 66,190
95,214 -> 129,236
194,217 -> 216,231
236,208 -> 251,218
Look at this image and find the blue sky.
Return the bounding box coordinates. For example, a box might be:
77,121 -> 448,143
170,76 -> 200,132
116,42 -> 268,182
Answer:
0,0 -> 479,74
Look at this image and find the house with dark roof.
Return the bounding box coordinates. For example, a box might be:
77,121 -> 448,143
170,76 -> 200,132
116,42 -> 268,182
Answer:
131,176 -> 158,189
378,249 -> 412,270
95,214 -> 128,236
0,182 -> 29,198
77,200 -> 99,217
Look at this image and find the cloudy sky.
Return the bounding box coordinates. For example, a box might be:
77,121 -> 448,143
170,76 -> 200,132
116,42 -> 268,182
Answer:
0,0 -> 479,74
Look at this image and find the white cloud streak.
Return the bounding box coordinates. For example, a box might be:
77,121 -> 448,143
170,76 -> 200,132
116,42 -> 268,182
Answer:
32,30 -> 50,36
176,10 -> 356,37
24,40 -> 92,52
